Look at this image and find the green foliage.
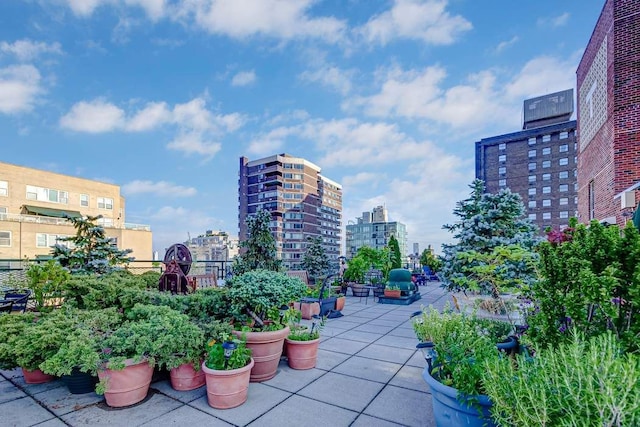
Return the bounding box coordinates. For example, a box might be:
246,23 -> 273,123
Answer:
388,235 -> 402,269
525,219 -> 640,353
286,308 -> 323,341
205,333 -> 252,370
440,179 -> 540,293
60,271 -> 150,310
0,313 -> 37,369
227,269 -> 307,329
412,305 -> 512,396
25,260 -> 70,311
343,246 -> 390,283
233,209 -> 282,274
483,332 -> 640,427
420,249 -> 442,272
52,215 -> 133,275
301,236 -> 330,282
138,270 -> 161,288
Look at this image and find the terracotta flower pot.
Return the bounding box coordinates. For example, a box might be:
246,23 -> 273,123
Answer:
285,338 -> 320,370
170,362 -> 205,391
293,301 -> 320,320
335,296 -> 345,311
384,289 -> 402,298
98,358 -> 154,408
233,326 -> 289,382
202,358 -> 254,409
22,368 -> 55,384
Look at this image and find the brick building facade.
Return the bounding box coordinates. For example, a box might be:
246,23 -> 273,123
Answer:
577,0 -> 640,225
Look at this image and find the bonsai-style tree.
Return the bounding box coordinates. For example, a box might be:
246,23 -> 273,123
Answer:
301,236 -> 330,284
440,179 -> 539,294
52,215 -> 133,275
233,209 -> 282,275
388,235 -> 402,269
420,248 -> 442,273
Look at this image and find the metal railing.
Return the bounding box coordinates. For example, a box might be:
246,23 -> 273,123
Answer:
0,213 -> 150,231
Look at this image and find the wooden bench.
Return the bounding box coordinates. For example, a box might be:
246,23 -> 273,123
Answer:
189,274 -> 218,290
286,270 -> 310,286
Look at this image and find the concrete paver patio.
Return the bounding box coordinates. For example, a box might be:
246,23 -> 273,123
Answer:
1,283 -> 449,427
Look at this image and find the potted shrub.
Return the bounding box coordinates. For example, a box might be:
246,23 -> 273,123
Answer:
24,260 -> 70,312
412,306 -> 514,427
383,284 -> 401,298
227,270 -> 307,382
285,311 -> 323,370
202,333 -> 253,409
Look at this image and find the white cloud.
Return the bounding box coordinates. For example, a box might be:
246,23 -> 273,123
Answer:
342,172 -> 385,188
65,0 -> 110,17
59,99 -> 125,132
125,102 -> 171,131
231,70 -> 256,87
299,66 -> 354,95
495,36 -> 519,54
167,132 -> 222,159
125,0 -> 167,21
356,0 -> 472,46
538,12 -> 570,28
122,180 -> 197,197
504,55 -> 578,100
0,39 -> 63,61
0,65 -> 42,114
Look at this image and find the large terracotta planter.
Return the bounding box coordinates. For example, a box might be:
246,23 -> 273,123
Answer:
335,296 -> 345,311
98,358 -> 154,408
285,338 -> 320,370
22,368 -> 55,384
233,326 -> 289,382
293,301 -> 320,320
202,358 -> 254,409
170,362 -> 205,391
384,289 -> 402,298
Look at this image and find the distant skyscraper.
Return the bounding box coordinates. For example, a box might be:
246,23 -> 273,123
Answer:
346,208 -> 407,260
413,242 -> 419,255
238,154 -> 342,270
476,90 -> 577,233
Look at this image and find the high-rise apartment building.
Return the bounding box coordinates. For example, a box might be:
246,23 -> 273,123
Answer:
577,0 -> 640,226
0,161 -> 152,263
345,207 -> 407,260
476,90 -> 578,233
238,154 -> 342,270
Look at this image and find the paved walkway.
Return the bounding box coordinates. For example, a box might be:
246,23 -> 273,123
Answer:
1,283 -> 450,427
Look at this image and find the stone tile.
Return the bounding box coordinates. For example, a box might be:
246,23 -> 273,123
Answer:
140,405 -> 232,426
318,337 -> 369,355
0,379 -> 27,403
1,396 -> 55,427
374,335 -> 420,350
336,318 -> 372,327
356,344 -> 414,365
389,365 -> 430,393
353,324 -> 394,334
405,351 -> 427,368
60,391 -> 182,426
332,356 -> 402,384
189,382 -> 290,426
33,386 -> 103,416
150,379 -> 206,403
314,349 -> 350,371
262,365 -> 325,393
335,330 -> 383,344
247,394 -> 358,427
387,327 -> 419,339
1,367 -> 23,380
297,372 -> 384,412
32,418 -> 68,427
351,414 -> 406,427
349,311 -> 381,319
12,376 -> 66,395
367,318 -> 403,327
363,385 -> 434,427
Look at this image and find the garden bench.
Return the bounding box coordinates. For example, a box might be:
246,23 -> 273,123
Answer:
189,274 -> 218,289
286,270 -> 310,286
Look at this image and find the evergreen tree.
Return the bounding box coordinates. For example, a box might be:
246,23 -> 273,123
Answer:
301,236 -> 330,283
388,235 -> 402,269
233,209 -> 282,275
440,179 -> 540,293
52,215 -> 133,275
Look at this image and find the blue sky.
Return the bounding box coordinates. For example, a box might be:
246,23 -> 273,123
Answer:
0,0 -> 604,256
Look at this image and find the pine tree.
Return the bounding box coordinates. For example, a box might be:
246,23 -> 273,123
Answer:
233,209 -> 282,275
440,179 -> 540,293
388,235 -> 402,269
52,215 -> 133,275
301,236 -> 330,283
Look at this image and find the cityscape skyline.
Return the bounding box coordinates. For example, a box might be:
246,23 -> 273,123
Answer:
0,1 -> 605,255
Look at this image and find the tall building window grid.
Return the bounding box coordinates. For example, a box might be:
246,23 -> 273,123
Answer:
542,147 -> 551,155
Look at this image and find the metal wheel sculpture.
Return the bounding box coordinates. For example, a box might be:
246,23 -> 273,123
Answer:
163,243 -> 192,276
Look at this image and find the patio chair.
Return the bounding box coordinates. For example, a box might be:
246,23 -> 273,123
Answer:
0,301 -> 13,313
3,289 -> 31,313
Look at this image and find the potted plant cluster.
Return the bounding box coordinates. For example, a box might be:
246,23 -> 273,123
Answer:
285,310 -> 323,370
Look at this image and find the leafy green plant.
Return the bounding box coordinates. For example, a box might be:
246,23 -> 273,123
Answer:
344,246 -> 391,283
301,236 -> 330,283
483,331 -> 640,426
388,235 -> 402,269
205,333 -> 252,370
233,209 -> 282,275
0,313 -> 38,369
420,248 -> 442,273
286,308 -> 323,341
385,284 -> 401,291
25,260 -> 70,311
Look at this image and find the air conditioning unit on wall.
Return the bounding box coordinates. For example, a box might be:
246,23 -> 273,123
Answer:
621,191 -> 636,209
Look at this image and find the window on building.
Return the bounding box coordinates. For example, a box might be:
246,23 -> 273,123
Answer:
499,143 -> 506,150
543,212 -> 551,220
528,175 -> 536,184
559,184 -> 569,192
528,200 -> 536,208
498,166 -> 506,175
543,186 -> 551,194
98,197 -> 113,210
542,173 -> 551,181
560,131 -> 569,139
543,135 -> 551,142
560,211 -> 569,219
528,188 -> 536,196
97,217 -> 114,227
559,144 -> 568,152
528,213 -> 537,220
80,194 -> 89,207
542,147 -> 551,155
528,150 -> 536,158
543,199 -> 551,207
0,181 -> 7,197
499,179 -> 506,187
0,207 -> 6,220
559,158 -> 569,166
25,185 -> 68,204
559,197 -> 569,205
528,162 -> 536,171
542,160 -> 551,168
498,154 -> 506,162
528,137 -> 536,145
0,231 -> 10,247
559,171 -> 568,179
